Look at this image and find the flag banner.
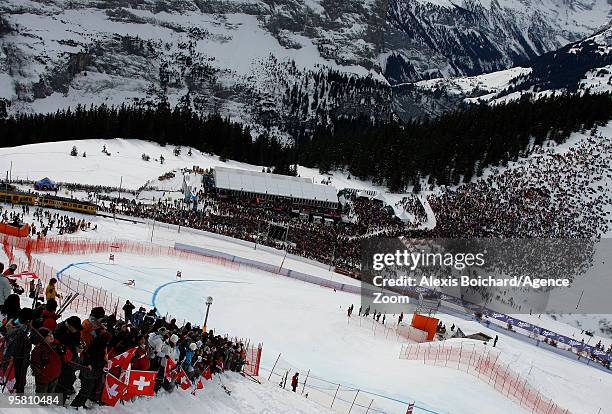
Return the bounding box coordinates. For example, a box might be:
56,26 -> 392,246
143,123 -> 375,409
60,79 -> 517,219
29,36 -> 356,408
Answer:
108,347 -> 137,371
101,373 -> 128,407
127,370 -> 156,397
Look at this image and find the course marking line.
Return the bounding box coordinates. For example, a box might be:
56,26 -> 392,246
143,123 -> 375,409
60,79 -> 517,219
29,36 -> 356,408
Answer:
151,279 -> 248,316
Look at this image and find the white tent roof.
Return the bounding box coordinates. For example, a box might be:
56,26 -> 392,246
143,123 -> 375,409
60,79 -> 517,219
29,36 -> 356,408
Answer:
214,167 -> 338,203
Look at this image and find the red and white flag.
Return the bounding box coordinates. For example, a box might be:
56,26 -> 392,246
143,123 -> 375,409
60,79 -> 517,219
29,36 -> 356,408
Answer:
107,347 -> 137,371
127,370 -> 156,397
406,402 -> 415,414
164,357 -> 177,381
191,376 -> 204,395
101,373 -> 127,407
0,359 -> 16,393
175,368 -> 192,390
202,367 -> 212,380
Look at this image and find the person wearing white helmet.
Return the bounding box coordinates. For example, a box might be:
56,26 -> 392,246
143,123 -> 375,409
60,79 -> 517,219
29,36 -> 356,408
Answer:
161,334 -> 180,369
182,342 -> 197,373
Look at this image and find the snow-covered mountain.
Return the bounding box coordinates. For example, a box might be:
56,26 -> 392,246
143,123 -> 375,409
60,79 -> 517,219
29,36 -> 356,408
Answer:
0,0 -> 609,131
394,23 -> 612,118
384,0 -> 611,83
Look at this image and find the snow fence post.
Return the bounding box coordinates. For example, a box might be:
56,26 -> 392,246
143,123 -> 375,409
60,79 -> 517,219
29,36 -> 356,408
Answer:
268,353 -> 281,381
330,384 -> 341,409
365,399 -> 374,414
301,369 -> 310,395
348,390 -> 360,414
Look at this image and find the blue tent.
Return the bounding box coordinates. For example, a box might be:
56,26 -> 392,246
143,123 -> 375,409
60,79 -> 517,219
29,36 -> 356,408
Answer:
34,177 -> 58,191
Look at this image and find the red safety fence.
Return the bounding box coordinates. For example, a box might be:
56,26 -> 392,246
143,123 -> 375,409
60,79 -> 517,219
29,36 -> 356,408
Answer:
244,343 -> 263,377
1,236 -> 240,271
8,256 -> 119,317
0,235 -> 240,317
399,342 -> 574,414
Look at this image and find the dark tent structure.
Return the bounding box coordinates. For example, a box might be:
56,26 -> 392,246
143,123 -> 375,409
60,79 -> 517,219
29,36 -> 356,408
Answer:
34,177 -> 58,191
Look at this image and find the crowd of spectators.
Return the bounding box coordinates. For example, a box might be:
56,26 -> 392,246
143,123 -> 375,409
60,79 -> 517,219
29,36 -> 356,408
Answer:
0,263 -> 247,407
0,206 -> 95,238
100,130 -> 612,271
100,192 -> 409,270
428,133 -> 612,239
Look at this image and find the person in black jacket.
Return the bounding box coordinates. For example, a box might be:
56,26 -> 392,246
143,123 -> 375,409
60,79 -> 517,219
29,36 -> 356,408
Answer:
70,329 -> 111,408
3,308 -> 34,393
2,294 -> 21,323
122,300 -> 135,322
54,316 -> 84,404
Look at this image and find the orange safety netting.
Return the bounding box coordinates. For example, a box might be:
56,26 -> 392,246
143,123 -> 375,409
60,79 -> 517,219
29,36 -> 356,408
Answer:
399,342 -> 572,414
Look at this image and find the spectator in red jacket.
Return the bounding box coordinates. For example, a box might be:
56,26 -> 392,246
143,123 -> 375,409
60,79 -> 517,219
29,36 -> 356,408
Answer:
41,299 -> 59,331
31,327 -> 65,394
131,335 -> 150,371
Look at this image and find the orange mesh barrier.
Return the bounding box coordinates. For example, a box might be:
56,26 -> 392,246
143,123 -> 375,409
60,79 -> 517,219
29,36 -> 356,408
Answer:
399,342 -> 573,414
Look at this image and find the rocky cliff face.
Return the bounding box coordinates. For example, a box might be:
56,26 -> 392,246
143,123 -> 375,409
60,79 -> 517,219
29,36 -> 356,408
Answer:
397,24 -> 612,118
0,0 -> 609,131
383,0 -> 611,83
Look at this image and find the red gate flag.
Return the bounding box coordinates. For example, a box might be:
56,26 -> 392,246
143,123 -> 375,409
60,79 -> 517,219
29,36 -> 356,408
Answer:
101,373 -> 127,407
107,347 -> 137,370
127,370 -> 156,397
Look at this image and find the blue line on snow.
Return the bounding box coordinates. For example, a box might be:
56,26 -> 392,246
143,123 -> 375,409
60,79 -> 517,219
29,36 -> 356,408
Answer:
150,279 -> 247,316
56,262 -> 90,280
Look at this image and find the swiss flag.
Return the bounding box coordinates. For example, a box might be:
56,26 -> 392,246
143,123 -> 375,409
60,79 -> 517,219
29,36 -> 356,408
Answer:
0,358 -> 16,393
175,368 -> 192,390
107,347 -> 137,371
201,367 -> 212,380
101,373 -> 127,407
127,370 -> 156,397
164,357 -> 177,381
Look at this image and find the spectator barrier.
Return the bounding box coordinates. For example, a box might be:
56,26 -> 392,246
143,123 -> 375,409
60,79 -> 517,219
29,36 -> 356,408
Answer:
399,342 -> 575,414
1,236 -> 239,272
174,242 -> 364,295
263,352 -> 437,414
140,217 -> 334,271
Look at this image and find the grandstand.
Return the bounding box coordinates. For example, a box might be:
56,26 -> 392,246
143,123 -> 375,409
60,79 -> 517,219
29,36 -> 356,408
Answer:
212,167 -> 339,209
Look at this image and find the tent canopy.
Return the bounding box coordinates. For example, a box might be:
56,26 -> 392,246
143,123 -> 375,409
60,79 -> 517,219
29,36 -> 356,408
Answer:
213,167 -> 338,207
35,177 -> 57,188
